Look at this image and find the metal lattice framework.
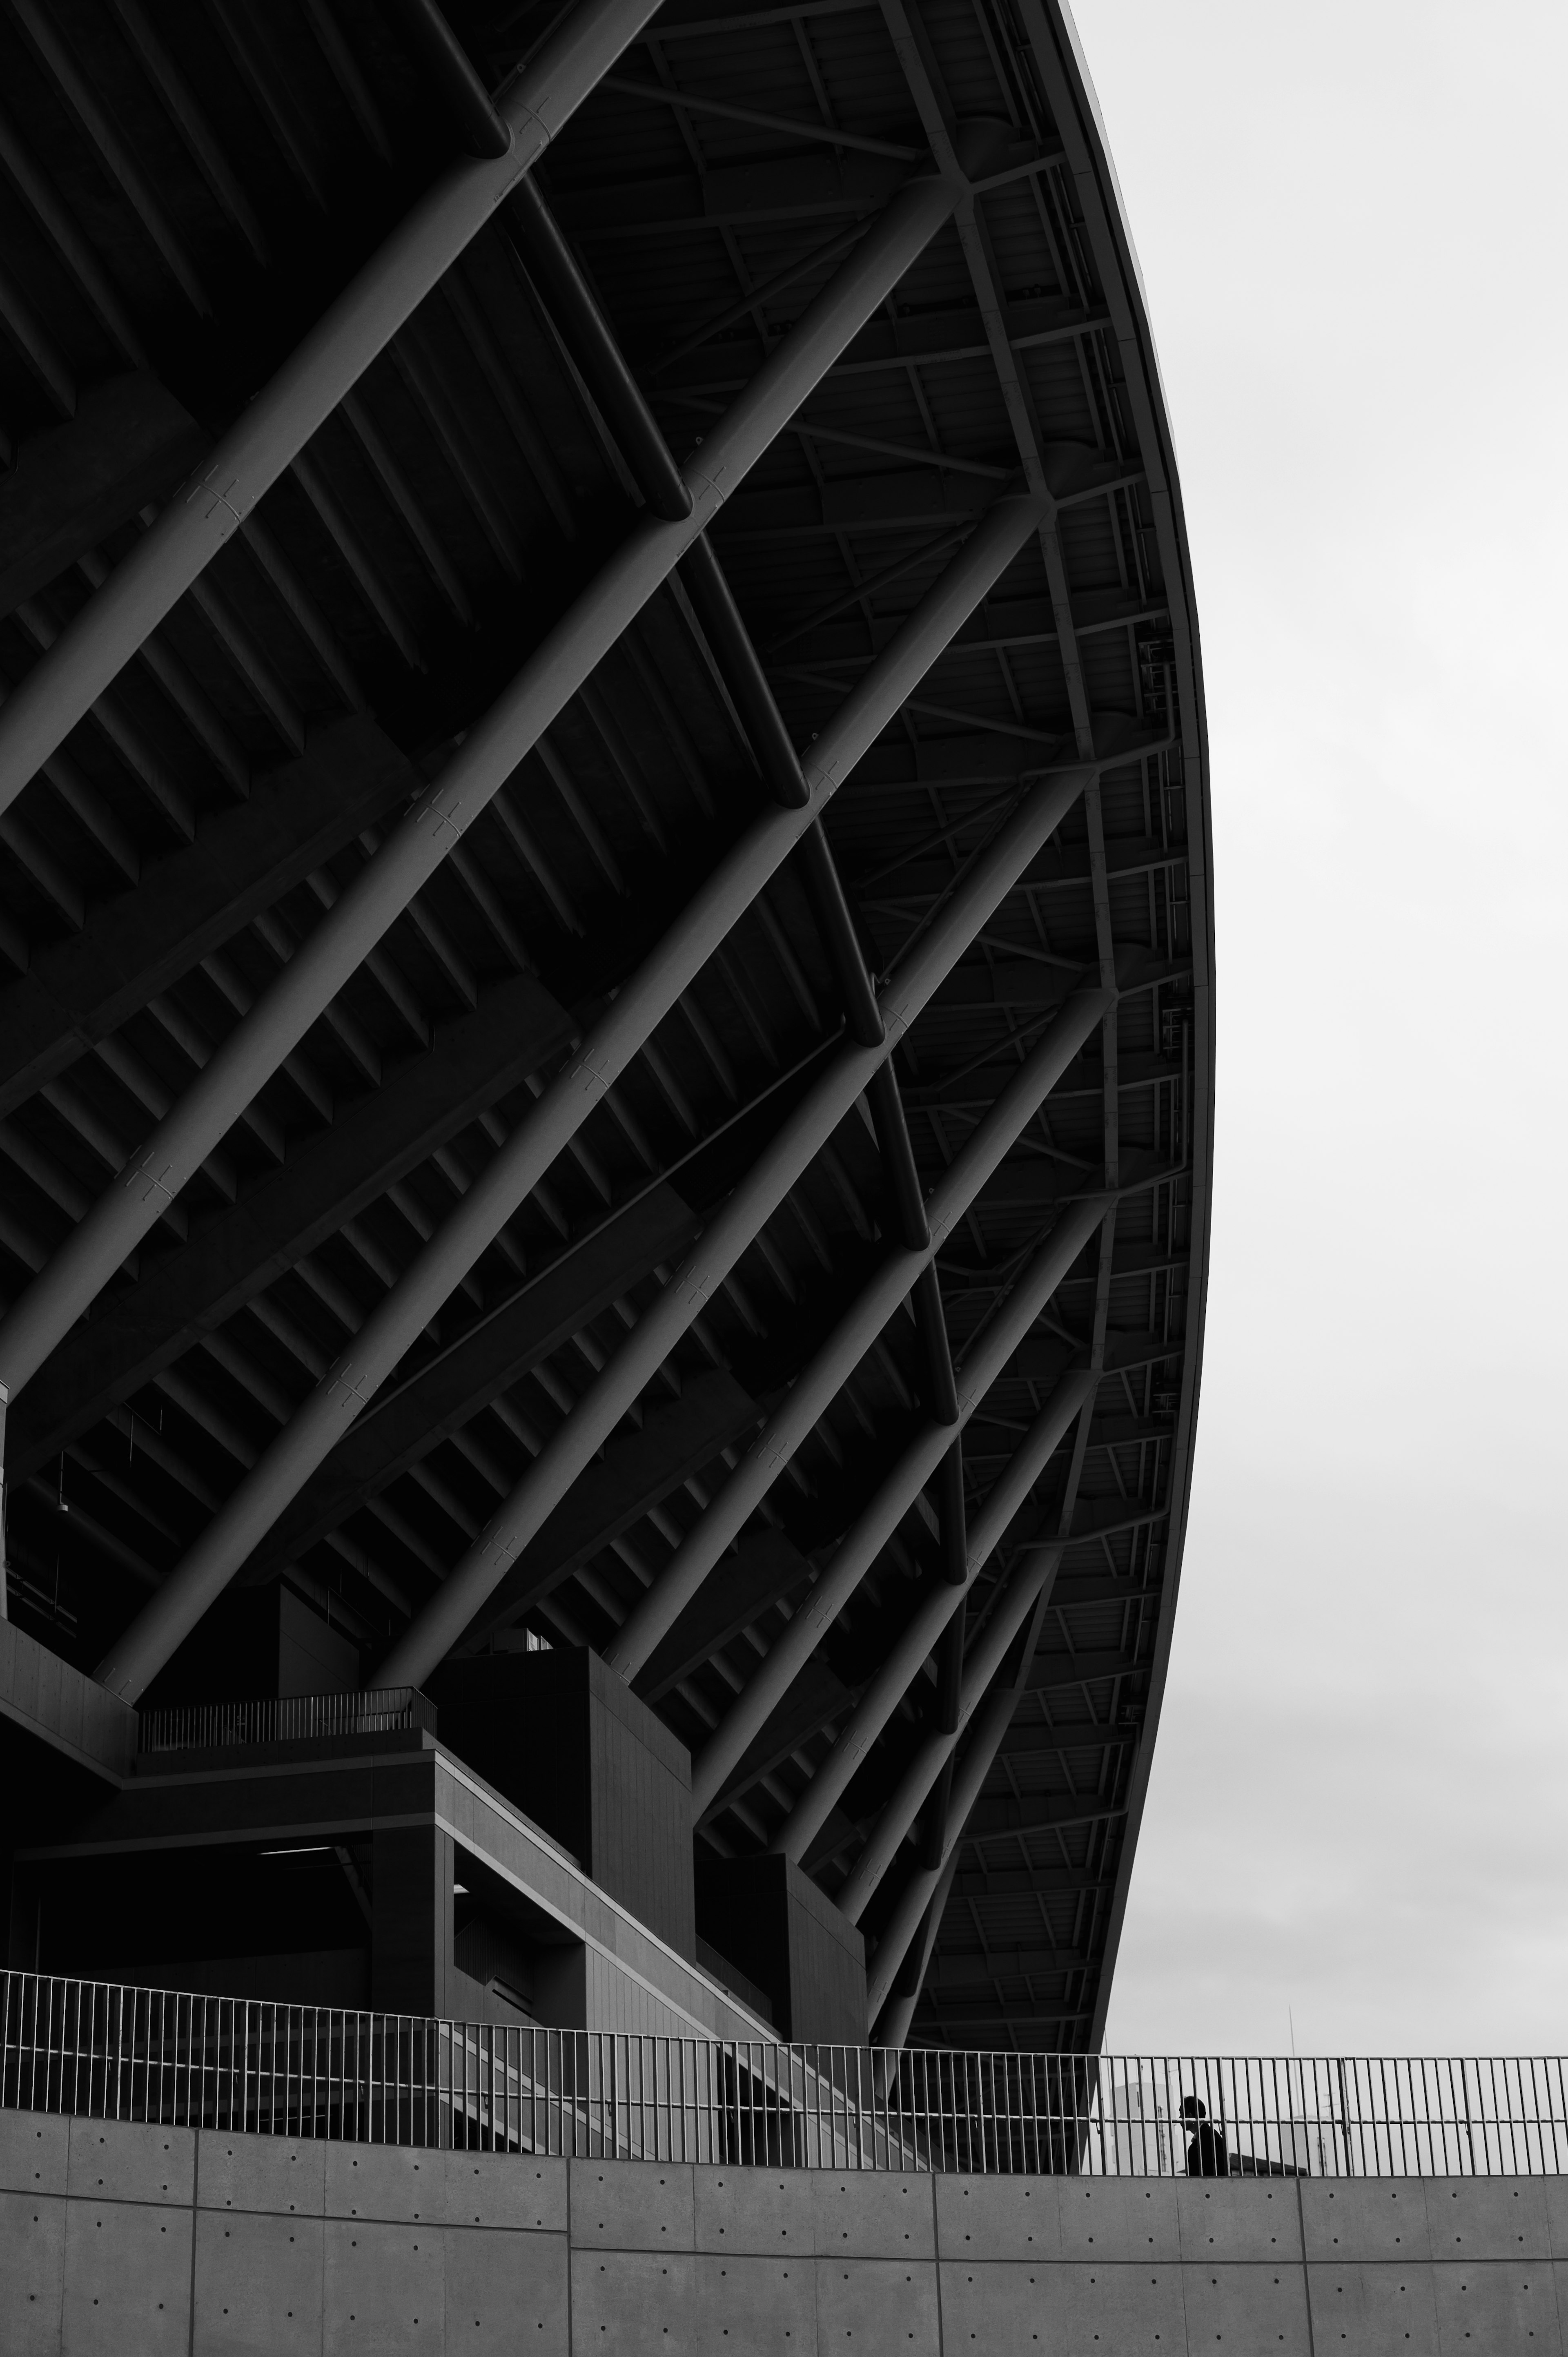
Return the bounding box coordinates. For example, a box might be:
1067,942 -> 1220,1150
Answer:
0,0 -> 1211,2051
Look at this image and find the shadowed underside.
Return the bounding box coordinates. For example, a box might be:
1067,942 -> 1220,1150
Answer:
0,0 -> 1210,2049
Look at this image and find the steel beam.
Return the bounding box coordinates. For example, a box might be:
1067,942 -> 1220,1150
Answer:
8,973 -> 580,1481
0,716 -> 422,1119
605,981 -> 1109,1684
0,373 -> 205,621
679,536 -> 808,806
92,480 -> 1035,1705
382,758 -> 1094,1691
233,1183 -> 700,1585
2,175 -> 961,1420
0,0 -> 667,814
772,1363 -> 1093,1864
837,1532 -> 1076,1923
962,1789 -> 1129,1842
863,1681 -> 1015,2020
875,1849 -> 958,2049
688,1198 -> 1107,1820
508,174 -> 691,520
634,1527 -> 814,1701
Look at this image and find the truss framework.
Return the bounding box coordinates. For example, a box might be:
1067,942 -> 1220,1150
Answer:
0,0 -> 1210,2053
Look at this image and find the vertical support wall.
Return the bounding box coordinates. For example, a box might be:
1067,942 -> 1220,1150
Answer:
4,2109 -> 1566,2353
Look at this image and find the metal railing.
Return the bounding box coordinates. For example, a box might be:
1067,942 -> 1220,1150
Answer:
4,1975 -> 1566,2174
136,1687 -> 434,1754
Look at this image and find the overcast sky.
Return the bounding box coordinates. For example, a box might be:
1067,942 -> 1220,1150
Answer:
1067,0 -> 1568,2058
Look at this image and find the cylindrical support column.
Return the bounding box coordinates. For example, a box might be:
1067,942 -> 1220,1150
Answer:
0,0 -> 669,816
93,489 -> 1047,1705
798,823 -> 881,1040
378,763 -> 1094,1692
5,176 -> 964,1418
509,173 -> 692,520
935,1439 -> 966,1583
838,1532 -> 1069,1926
679,535 -> 807,803
688,1195 -> 1107,1819
874,1849 -> 959,2048
863,1683 -> 1018,2022
867,1063 -> 928,1251
770,1363 -> 1093,1863
605,981 -> 1109,1684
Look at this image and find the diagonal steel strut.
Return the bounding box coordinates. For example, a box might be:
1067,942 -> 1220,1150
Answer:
0,0 -> 670,817
92,498 -> 1048,1705
688,1194 -> 1111,1818
0,171 -> 960,1423
378,758 -> 1096,1692
604,983 -> 1111,1685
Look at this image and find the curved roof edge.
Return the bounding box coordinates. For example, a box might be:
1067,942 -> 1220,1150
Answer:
1017,0 -> 1217,2048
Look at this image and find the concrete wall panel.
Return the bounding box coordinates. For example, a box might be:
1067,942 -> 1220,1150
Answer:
1425,2179 -> 1552,2260
570,2248 -> 696,2353
936,2173 -> 1062,2260
1306,2259 -> 1441,2356
201,2132 -> 327,2216
322,2214 -> 445,2353
1546,2182 -> 1568,2256
1428,2258 -> 1563,2353
193,2208 -> 324,2355
0,2107 -> 68,2195
1301,2181 -> 1433,2261
1180,2261 -> 1311,2350
938,2257 -> 1062,2354
1176,2179 -> 1299,2260
67,2114 -> 193,2203
813,2254 -> 940,2354
694,2164 -> 817,2253
17,2107 -> 1568,2357
1050,2259 -> 1188,2351
444,2221 -> 570,2351
693,2251 -> 818,2353
0,2187 -> 66,2355
62,2196 -> 192,2356
809,2172 -> 934,2257
571,2158 -> 695,2249
443,2149 -> 567,2230
1058,2178 -> 1181,2261
324,2140 -> 441,2220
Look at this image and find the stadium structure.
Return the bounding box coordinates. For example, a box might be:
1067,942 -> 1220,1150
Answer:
0,0 -> 1210,2059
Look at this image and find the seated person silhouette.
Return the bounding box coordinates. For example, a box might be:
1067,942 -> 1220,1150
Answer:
1180,2095 -> 1229,2177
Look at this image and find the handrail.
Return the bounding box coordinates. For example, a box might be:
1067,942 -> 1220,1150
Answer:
136,1686 -> 434,1754
2,1973 -> 1565,2174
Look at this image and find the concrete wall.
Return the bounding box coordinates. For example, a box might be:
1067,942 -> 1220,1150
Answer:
4,2106 -> 1566,2353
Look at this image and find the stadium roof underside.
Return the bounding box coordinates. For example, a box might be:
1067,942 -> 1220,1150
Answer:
0,0 -> 1212,2052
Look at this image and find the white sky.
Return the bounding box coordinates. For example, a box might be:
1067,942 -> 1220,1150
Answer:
1068,0 -> 1568,2056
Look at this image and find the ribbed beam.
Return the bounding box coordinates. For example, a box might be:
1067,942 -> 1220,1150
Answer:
605,982 -> 1109,1684
688,1197 -> 1107,1820
0,0 -> 666,814
382,761 -> 1093,1690
2,174 -> 961,1423
93,477 -> 1033,1706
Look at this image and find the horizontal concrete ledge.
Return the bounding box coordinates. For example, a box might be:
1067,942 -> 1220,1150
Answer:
4,2113 -> 1568,2353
